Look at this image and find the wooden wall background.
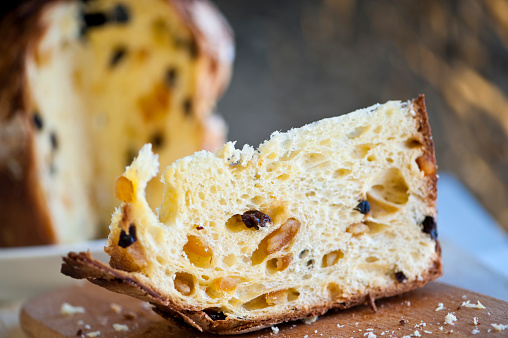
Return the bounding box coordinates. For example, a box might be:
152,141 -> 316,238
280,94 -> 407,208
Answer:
214,0 -> 508,233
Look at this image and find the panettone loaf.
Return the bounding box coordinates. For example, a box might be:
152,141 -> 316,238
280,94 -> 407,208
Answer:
62,96 -> 442,334
0,0 -> 233,247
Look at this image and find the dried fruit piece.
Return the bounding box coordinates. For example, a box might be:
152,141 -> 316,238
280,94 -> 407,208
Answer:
115,176 -> 135,203
110,47 -> 127,67
111,4 -> 130,23
241,210 -> 272,230
275,254 -> 292,271
174,272 -> 194,296
32,112 -> 43,130
395,271 -> 407,283
50,131 -> 58,150
416,154 -> 437,176
422,216 -> 437,240
183,98 -> 193,116
346,222 -> 368,235
165,68 -> 177,87
266,289 -> 288,305
322,250 -> 344,267
183,235 -> 213,268
118,225 -> 137,248
266,219 -> 300,254
206,277 -> 238,298
354,200 -> 371,214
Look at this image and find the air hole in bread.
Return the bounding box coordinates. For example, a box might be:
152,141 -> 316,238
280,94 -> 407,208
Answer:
405,137 -> 423,149
243,288 -> 300,310
302,153 -> 327,168
242,294 -> 269,311
267,152 -> 277,160
321,249 -> 344,267
198,191 -> 206,200
277,173 -> 291,181
333,168 -> 351,178
183,235 -> 213,268
206,277 -> 238,298
368,168 -> 409,208
327,283 -> 343,300
365,221 -> 388,235
347,125 -> 370,139
251,218 -> 300,265
250,195 -> 264,205
367,155 -> 376,162
346,222 -> 368,235
299,249 -> 310,259
210,185 -> 218,194
387,158 -> 394,163
174,272 -> 195,296
156,255 -> 166,265
365,256 -> 379,263
373,126 -> 382,133
266,253 -> 292,273
280,150 -> 301,161
352,144 -> 373,159
224,254 -> 236,267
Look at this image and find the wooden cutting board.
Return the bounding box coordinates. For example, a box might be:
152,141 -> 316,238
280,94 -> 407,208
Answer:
20,282 -> 508,337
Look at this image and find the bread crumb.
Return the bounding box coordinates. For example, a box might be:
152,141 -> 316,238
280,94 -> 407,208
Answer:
337,324 -> 344,328
444,313 -> 457,325
113,323 -> 129,332
414,330 -> 421,337
491,324 -> 508,331
439,326 -> 443,330
271,326 -> 279,334
77,320 -> 84,325
86,331 -> 101,337
435,303 -> 444,311
472,329 -> 480,334
303,316 -> 318,324
110,303 -> 122,313
462,295 -> 467,299
424,330 -> 432,334
364,332 -> 376,338
473,317 -> 479,325
461,300 -> 486,309
60,303 -> 85,315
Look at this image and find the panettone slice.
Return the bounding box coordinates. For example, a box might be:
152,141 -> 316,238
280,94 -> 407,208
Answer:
63,96 -> 442,334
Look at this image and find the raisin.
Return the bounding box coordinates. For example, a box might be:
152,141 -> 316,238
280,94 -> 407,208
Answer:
203,308 -> 226,321
422,216 -> 437,240
399,319 -> 406,325
241,210 -> 272,230
32,112 -> 43,130
82,12 -> 107,28
110,47 -> 127,67
395,271 -> 407,283
165,68 -> 177,87
354,200 -> 370,214
50,132 -> 58,150
149,131 -> 165,149
196,226 -> 204,230
183,98 -> 193,116
118,224 -> 137,248
187,38 -> 199,59
76,328 -> 83,336
112,4 -> 130,23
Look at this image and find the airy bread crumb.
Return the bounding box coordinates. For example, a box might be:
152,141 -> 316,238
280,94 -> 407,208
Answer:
60,303 -> 85,315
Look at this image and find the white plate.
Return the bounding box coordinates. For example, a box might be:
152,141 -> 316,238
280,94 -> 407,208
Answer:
0,239 -> 108,301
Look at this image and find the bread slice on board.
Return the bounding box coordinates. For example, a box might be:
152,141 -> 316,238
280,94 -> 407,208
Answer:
62,95 -> 442,334
0,0 -> 233,247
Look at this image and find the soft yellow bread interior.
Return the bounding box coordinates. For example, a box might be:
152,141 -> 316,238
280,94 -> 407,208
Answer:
25,0 -> 226,242
106,100 -> 439,321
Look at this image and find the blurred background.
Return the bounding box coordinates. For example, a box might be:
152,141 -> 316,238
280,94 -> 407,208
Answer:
206,0 -> 508,234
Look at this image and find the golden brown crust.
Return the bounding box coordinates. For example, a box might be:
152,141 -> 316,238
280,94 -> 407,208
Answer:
412,95 -> 438,210
0,0 -> 233,247
62,249 -> 442,335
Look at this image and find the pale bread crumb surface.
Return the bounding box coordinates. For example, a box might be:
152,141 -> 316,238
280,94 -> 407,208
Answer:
60,303 -> 85,315
101,98 -> 440,329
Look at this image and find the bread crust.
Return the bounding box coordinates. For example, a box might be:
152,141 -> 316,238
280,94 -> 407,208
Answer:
0,0 -> 233,247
